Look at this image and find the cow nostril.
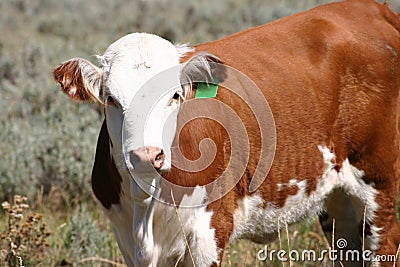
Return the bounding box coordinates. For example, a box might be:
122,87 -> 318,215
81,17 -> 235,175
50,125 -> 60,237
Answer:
129,147 -> 166,172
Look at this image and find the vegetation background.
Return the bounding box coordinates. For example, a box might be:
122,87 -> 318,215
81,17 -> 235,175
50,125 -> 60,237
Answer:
1,0 -> 399,266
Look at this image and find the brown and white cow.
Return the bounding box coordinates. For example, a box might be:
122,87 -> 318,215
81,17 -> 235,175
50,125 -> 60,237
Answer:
53,0 -> 400,266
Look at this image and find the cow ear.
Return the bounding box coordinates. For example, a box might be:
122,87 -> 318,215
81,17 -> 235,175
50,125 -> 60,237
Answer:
53,58 -> 103,103
180,52 -> 227,92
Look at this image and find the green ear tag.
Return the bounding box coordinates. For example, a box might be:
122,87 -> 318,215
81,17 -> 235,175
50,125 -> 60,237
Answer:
195,82 -> 219,98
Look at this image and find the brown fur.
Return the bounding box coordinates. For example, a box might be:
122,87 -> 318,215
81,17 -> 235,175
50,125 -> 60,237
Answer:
174,0 -> 400,264
53,58 -> 103,103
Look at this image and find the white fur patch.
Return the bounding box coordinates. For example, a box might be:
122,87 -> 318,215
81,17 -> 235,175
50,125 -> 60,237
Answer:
319,146 -> 381,251
231,145 -> 380,252
152,186 -> 220,267
231,178 -> 325,243
68,85 -> 77,96
175,43 -> 195,59
101,33 -> 182,109
106,180 -> 219,267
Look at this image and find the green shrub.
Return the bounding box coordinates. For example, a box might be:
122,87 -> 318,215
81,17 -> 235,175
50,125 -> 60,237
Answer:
0,195 -> 51,267
61,204 -> 120,266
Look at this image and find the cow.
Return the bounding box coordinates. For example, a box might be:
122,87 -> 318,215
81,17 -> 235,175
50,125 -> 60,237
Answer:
53,0 -> 400,266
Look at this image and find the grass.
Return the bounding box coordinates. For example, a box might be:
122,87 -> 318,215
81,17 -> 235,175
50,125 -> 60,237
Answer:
223,221 -> 330,267
0,194 -> 122,267
1,0 -> 400,266
1,195 -> 50,266
0,193 -> 398,266
0,194 -> 330,266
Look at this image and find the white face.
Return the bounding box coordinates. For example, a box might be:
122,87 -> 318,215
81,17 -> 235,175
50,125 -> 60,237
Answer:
100,33 -> 187,174
54,32 -> 216,177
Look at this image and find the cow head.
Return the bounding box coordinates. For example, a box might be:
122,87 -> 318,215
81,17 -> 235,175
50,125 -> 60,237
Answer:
53,33 -> 223,182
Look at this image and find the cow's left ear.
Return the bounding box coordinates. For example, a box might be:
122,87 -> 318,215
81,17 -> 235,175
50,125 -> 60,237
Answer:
53,58 -> 103,104
180,52 -> 227,91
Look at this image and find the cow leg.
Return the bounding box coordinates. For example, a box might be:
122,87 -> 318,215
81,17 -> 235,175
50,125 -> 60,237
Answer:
367,185 -> 400,267
319,187 -> 363,267
181,199 -> 235,267
180,218 -> 230,267
182,245 -> 226,267
349,130 -> 400,266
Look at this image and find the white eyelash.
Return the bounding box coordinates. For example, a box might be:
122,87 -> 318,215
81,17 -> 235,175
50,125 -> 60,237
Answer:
177,91 -> 185,102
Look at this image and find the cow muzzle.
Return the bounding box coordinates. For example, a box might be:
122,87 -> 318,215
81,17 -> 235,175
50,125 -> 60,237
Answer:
128,146 -> 166,173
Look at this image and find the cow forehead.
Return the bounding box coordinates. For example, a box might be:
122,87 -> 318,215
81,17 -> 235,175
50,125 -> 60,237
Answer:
100,33 -> 182,109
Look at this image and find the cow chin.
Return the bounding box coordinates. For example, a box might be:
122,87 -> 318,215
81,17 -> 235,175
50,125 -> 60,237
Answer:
158,161 -> 172,173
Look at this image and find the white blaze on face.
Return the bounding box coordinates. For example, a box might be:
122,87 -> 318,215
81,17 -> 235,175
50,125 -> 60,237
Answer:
142,86 -> 181,170
122,65 -> 182,172
99,33 -> 186,171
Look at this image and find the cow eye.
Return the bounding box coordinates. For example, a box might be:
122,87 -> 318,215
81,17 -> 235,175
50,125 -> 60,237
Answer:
173,92 -> 180,100
168,92 -> 183,106
106,95 -> 116,106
